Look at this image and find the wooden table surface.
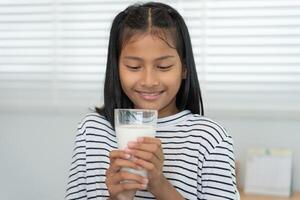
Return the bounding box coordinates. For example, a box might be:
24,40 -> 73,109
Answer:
240,191 -> 300,200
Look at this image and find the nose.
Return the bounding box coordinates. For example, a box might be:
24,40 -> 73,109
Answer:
140,67 -> 159,87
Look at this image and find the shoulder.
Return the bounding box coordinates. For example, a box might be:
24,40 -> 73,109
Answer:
185,113 -> 233,149
183,114 -> 236,163
77,112 -> 114,133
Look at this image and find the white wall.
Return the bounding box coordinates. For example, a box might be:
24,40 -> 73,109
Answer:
0,110 -> 80,200
218,115 -> 300,191
0,110 -> 299,200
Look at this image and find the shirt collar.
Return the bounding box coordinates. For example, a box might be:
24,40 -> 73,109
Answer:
157,110 -> 192,127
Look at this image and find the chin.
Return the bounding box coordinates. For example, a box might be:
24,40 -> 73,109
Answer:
134,103 -> 160,111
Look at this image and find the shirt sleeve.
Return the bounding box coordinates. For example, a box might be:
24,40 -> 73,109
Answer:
198,139 -> 240,200
65,123 -> 87,200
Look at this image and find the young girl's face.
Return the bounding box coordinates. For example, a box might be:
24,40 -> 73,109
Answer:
119,33 -> 186,118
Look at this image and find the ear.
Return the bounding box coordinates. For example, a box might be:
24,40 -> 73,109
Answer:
182,65 -> 187,79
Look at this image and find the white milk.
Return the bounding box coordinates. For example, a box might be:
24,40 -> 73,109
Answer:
115,124 -> 156,177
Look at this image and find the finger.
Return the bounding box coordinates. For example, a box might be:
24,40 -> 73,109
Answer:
112,182 -> 147,194
112,171 -> 149,185
125,148 -> 161,168
136,137 -> 163,160
110,158 -> 140,173
131,157 -> 156,172
109,150 -> 131,162
124,150 -> 163,173
137,137 -> 161,146
128,142 -> 157,152
121,181 -> 148,190
125,148 -> 152,160
125,142 -> 164,160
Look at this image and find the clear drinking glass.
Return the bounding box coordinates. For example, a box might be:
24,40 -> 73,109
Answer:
114,109 -> 157,177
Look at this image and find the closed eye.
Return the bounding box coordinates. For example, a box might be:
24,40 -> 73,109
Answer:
125,65 -> 141,71
157,65 -> 173,70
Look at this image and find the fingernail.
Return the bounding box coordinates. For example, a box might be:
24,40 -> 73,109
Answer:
136,165 -> 143,170
124,147 -> 131,153
123,153 -> 131,159
137,137 -> 144,142
141,184 -> 147,189
142,178 -> 148,184
131,156 -> 137,162
127,141 -> 137,147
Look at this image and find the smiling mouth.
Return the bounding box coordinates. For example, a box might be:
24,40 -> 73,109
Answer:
136,91 -> 164,100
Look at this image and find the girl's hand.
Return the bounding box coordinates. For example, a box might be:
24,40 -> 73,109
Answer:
125,137 -> 167,196
105,150 -> 148,200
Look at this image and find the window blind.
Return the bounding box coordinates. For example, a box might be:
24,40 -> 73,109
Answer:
0,0 -> 129,111
0,0 -> 299,116
198,0 -> 300,116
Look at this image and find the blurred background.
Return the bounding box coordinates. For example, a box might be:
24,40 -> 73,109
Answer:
0,0 -> 299,199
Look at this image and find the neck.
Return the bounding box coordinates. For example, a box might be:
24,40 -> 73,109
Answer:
158,107 -> 179,118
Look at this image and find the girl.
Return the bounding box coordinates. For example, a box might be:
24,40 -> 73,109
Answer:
66,2 -> 239,200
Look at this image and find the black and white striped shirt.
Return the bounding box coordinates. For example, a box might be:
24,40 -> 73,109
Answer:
66,110 -> 239,200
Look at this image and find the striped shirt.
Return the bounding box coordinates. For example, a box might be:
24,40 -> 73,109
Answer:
66,110 -> 239,200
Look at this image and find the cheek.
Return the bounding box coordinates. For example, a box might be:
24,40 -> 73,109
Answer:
119,69 -> 137,91
163,72 -> 183,87
166,77 -> 183,97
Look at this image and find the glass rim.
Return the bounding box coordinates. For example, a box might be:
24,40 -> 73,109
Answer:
114,109 -> 157,113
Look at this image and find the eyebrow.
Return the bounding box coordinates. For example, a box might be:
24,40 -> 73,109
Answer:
124,55 -> 175,61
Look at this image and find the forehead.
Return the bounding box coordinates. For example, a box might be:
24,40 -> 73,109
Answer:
120,32 -> 177,59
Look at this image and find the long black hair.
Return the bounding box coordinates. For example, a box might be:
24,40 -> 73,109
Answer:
96,2 -> 204,126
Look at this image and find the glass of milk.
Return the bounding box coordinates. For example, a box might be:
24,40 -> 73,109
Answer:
114,109 -> 157,177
